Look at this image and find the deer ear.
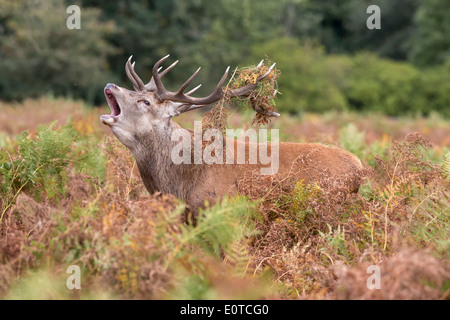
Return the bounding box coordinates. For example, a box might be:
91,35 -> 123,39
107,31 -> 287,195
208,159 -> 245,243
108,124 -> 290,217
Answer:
145,77 -> 157,92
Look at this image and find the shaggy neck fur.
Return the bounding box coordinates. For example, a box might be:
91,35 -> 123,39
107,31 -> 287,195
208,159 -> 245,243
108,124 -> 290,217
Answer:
129,119 -> 204,202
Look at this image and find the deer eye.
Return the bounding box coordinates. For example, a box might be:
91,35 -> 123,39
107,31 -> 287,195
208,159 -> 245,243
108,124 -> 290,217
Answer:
139,99 -> 150,106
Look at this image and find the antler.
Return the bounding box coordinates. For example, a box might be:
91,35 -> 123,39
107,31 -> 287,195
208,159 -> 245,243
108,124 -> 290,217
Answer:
125,56 -> 145,91
125,55 -> 179,92
125,55 -> 279,117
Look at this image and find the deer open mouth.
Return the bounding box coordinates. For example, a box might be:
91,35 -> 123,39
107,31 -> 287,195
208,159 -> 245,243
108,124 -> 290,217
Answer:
101,84 -> 121,125
105,88 -> 121,117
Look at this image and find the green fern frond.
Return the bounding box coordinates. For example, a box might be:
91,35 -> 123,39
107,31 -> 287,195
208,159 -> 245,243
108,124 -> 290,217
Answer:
184,196 -> 257,257
0,121 -> 106,218
443,151 -> 450,177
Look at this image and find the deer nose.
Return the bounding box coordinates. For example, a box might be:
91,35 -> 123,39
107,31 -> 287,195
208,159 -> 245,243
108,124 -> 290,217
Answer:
105,83 -> 118,90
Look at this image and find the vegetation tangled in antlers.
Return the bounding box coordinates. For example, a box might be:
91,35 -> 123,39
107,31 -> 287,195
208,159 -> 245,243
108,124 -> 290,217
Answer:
202,60 -> 280,133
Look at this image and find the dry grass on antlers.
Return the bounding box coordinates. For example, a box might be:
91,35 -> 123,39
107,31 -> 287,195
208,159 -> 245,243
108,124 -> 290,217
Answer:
202,60 -> 280,133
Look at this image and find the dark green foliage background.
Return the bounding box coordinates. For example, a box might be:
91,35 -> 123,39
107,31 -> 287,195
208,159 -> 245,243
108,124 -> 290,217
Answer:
1,0 -> 449,116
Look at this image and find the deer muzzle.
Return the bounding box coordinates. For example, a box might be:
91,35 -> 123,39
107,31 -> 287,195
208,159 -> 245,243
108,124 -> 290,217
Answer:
101,83 -> 121,126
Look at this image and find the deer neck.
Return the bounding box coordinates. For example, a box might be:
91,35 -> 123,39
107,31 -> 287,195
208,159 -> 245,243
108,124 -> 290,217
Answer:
130,119 -> 202,199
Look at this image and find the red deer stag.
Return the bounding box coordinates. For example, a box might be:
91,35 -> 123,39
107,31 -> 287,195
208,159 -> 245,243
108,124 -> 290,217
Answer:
101,55 -> 363,218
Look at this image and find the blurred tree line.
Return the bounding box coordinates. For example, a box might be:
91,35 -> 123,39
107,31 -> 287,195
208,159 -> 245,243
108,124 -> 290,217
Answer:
1,0 -> 449,116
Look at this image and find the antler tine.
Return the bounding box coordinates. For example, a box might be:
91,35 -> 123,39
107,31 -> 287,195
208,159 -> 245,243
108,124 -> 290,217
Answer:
158,59 -> 179,78
131,61 -> 146,91
152,54 -> 171,96
176,67 -> 201,95
217,66 -> 230,89
145,59 -> 179,92
186,84 -> 202,96
182,66 -> 229,104
125,56 -> 145,91
253,105 -> 280,117
125,56 -> 140,91
125,56 -> 136,89
257,62 -> 276,81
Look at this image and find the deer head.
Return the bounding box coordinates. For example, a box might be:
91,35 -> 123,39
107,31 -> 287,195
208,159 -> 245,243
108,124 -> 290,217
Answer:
100,55 -> 278,150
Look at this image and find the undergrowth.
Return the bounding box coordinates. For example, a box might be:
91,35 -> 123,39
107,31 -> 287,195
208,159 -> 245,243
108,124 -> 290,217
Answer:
0,112 -> 449,299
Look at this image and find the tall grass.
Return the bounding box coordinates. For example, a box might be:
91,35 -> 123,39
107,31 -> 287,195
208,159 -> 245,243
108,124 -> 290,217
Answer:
0,98 -> 449,299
